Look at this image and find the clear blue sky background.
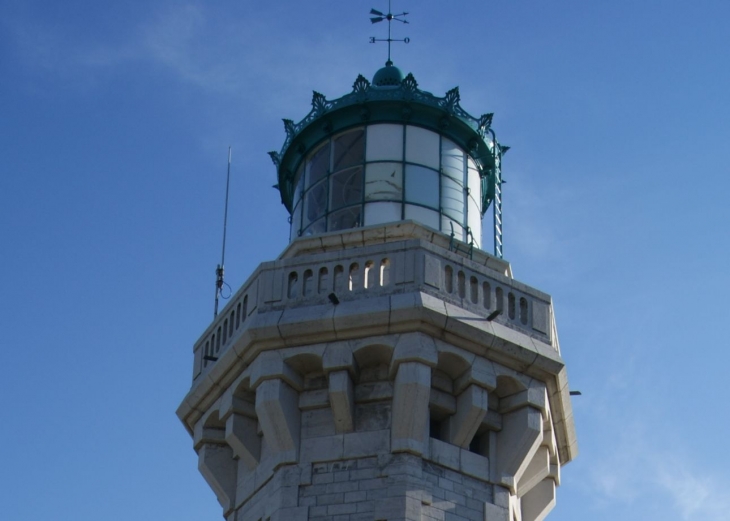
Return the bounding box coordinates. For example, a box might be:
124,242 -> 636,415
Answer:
1,1 -> 729,520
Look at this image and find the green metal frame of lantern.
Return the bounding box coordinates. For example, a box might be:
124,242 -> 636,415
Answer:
269,71 -> 508,258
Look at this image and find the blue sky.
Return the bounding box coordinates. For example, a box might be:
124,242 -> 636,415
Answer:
1,1 -> 729,520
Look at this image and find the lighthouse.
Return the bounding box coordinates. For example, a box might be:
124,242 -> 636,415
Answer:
177,30 -> 577,521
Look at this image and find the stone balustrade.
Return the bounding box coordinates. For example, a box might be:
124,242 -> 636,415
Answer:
192,230 -> 556,384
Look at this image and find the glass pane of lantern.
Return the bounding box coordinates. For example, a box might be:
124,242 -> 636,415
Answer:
366,124 -> 403,161
330,167 -> 363,210
404,204 -> 439,230
404,165 -> 439,209
307,142 -> 331,187
467,196 -> 481,248
365,162 -> 402,201
304,179 -> 327,226
467,160 -> 481,200
333,128 -> 365,171
292,163 -> 305,207
364,201 -> 401,226
328,206 -> 361,231
291,200 -> 302,240
303,217 -> 326,236
441,138 -> 465,184
441,174 -> 465,223
467,158 -> 481,208
441,215 -> 465,242
405,126 -> 439,169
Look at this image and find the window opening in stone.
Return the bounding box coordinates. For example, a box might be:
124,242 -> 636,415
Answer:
444,265 -> 453,293
380,258 -> 390,287
470,276 -> 479,304
216,327 -> 221,353
469,429 -> 490,457
520,297 -> 529,325
429,401 -> 451,442
242,295 -> 248,322
334,265 -> 344,291
303,269 -> 314,297
364,261 -> 375,289
496,287 -> 504,313
318,267 -> 329,294
429,418 -> 443,441
288,271 -> 299,299
349,263 -> 360,291
222,319 -> 228,344
483,282 -> 491,309
508,292 -> 516,320
235,302 -> 241,329
458,271 -> 466,299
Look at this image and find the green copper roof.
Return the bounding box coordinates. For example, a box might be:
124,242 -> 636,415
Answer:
269,68 -> 508,216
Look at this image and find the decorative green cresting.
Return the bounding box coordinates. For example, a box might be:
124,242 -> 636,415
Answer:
269,70 -> 508,225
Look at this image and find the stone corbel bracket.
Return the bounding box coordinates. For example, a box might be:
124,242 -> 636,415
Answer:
493,382 -> 560,521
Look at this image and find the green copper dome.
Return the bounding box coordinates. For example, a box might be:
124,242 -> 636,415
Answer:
372,62 -> 404,87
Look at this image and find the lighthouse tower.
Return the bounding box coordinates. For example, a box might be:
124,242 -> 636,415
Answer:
177,57 -> 578,521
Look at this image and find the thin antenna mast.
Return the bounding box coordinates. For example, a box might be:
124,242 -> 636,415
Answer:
214,147 -> 232,318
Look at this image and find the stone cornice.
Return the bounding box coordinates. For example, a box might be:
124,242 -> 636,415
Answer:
177,288 -> 577,465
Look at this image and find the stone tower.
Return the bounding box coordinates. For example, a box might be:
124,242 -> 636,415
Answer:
177,61 -> 578,521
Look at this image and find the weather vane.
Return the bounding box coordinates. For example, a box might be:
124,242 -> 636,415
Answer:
369,1 -> 409,66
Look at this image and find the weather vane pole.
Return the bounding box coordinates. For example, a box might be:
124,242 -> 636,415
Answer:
369,1 -> 409,65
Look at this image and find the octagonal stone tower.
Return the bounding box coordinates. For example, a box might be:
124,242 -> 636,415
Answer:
177,63 -> 578,521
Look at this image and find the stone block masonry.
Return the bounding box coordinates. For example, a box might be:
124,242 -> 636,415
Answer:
290,454 -> 492,521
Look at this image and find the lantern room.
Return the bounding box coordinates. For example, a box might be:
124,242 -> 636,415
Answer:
269,63 -> 508,256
